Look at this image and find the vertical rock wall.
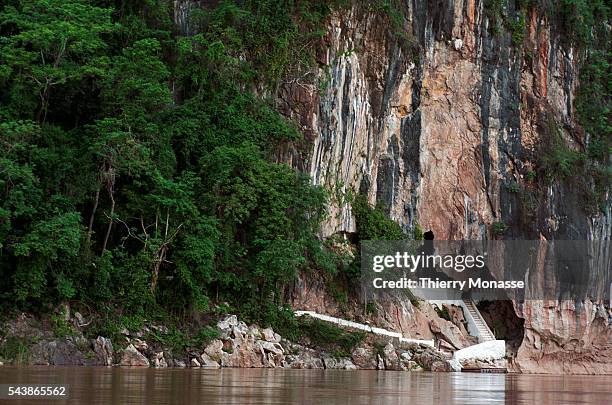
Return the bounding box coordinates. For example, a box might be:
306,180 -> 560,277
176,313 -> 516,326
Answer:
282,0 -> 609,242
279,0 -> 611,374
174,0 -> 611,374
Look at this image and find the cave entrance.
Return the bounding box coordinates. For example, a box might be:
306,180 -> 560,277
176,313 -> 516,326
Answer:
340,231 -> 359,245
477,300 -> 524,355
424,230 -> 434,240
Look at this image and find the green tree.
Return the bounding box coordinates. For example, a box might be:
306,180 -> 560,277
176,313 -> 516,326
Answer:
0,0 -> 114,122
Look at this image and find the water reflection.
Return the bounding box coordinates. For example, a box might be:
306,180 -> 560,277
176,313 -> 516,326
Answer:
0,367 -> 610,404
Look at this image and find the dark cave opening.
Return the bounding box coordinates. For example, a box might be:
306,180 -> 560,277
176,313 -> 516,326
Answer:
342,231 -> 359,245
477,300 -> 525,354
424,230 -> 435,240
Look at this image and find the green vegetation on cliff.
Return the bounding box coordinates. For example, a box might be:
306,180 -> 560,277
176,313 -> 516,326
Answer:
484,1 -> 610,215
542,0 -> 610,214
0,0 -> 349,328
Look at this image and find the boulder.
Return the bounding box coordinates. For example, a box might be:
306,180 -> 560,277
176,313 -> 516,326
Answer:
322,357 -> 336,369
400,351 -> 412,361
323,357 -> 357,370
401,360 -> 423,371
30,338 -> 93,366
259,341 -> 284,356
204,339 -> 224,361
191,358 -> 201,367
430,360 -> 453,372
261,328 -> 281,343
351,347 -> 377,369
264,352 -> 284,368
7,313 -> 48,340
120,344 -> 150,367
151,325 -> 169,334
232,322 -> 249,338
285,347 -> 324,369
383,343 -> 400,370
217,315 -> 238,332
429,319 -> 468,350
93,336 -> 113,366
221,334 -> 265,368
411,344 -> 456,372
28,341 -> 55,365
153,352 -> 167,368
248,326 -> 263,340
132,338 -> 148,351
200,353 -> 220,369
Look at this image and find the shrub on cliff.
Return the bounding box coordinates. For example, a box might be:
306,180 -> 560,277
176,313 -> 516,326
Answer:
352,195 -> 405,241
297,316 -> 366,357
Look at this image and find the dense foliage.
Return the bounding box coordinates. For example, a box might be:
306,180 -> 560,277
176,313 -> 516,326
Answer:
0,0 -> 345,326
353,196 -> 405,241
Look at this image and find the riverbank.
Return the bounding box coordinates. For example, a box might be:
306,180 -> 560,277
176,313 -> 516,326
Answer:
1,312 -> 497,372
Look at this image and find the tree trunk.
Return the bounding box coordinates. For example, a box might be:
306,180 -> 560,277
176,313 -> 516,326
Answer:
150,244 -> 167,294
87,186 -> 101,244
101,189 -> 115,255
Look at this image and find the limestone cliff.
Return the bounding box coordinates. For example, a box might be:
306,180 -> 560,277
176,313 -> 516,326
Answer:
174,0 -> 610,374
277,1 -> 611,374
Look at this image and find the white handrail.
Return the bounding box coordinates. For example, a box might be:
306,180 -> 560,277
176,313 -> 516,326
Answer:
295,310 -> 434,347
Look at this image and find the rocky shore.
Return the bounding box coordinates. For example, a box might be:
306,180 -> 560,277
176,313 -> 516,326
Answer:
1,313 -> 473,372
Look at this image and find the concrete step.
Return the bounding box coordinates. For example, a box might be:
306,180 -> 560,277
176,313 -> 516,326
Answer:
462,299 -> 495,342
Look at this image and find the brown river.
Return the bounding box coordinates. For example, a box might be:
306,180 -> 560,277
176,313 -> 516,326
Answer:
0,367 -> 611,404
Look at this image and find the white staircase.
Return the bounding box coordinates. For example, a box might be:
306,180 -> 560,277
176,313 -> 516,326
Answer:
462,299 -> 495,342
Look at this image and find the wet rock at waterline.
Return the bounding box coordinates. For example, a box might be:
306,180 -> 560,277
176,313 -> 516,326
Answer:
0,314 -> 471,372
120,344 -> 150,367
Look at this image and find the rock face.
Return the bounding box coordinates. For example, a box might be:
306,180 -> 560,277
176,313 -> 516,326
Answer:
283,341 -> 327,369
515,300 -> 612,374
429,318 -> 470,350
278,1 -> 610,374
168,1 -> 611,374
30,338 -> 92,366
205,316 -> 442,371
